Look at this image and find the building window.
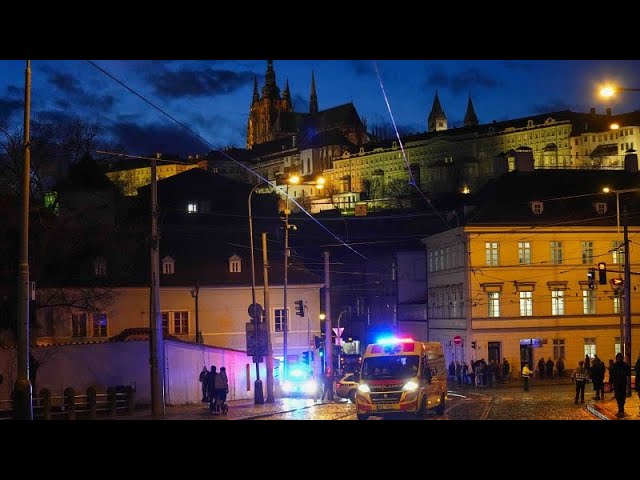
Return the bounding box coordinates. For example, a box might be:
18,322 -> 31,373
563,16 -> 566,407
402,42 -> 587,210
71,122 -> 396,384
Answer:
485,242 -> 499,266
594,202 -> 607,215
614,336 -> 621,355
173,311 -> 189,335
229,255 -> 242,273
519,291 -> 533,316
582,289 -> 596,315
552,339 -> 565,360
518,242 -> 531,264
162,256 -> 175,275
161,312 -> 169,335
551,290 -> 564,315
581,241 -> 593,264
92,313 -> 108,337
613,295 -> 621,314
584,338 -> 597,358
530,201 -> 544,214
72,313 -> 88,337
187,202 -> 198,213
612,241 -> 625,265
550,242 -> 563,264
488,292 -> 500,317
274,308 -> 288,332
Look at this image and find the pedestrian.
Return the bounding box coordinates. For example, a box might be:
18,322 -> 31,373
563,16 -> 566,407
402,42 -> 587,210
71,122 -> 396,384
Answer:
522,362 -> 533,391
199,365 -> 209,402
590,355 -> 605,400
205,366 -> 218,414
571,360 -> 588,404
214,366 -> 229,413
322,367 -> 335,401
584,354 -> 591,371
556,357 -> 565,377
546,358 -> 554,378
502,358 -> 510,383
538,358 -> 546,379
448,360 -> 456,381
609,352 -> 631,418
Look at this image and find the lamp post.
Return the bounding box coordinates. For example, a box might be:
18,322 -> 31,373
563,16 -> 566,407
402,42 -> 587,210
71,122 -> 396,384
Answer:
190,283 -> 201,344
599,86 -> 640,98
603,186 -> 639,397
282,175 -> 299,380
336,310 -> 348,371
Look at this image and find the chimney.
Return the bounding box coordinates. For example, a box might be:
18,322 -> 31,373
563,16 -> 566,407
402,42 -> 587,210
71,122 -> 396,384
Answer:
606,107 -> 612,116
590,107 -> 596,115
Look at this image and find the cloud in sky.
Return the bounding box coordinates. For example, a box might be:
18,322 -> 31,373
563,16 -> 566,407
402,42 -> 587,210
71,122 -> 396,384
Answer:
42,65 -> 117,111
110,121 -> 211,157
531,100 -> 582,114
349,60 -> 375,77
150,66 -> 255,98
425,66 -> 502,94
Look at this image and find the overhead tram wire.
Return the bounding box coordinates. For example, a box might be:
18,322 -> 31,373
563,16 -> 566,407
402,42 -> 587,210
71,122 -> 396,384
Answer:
85,60 -> 367,261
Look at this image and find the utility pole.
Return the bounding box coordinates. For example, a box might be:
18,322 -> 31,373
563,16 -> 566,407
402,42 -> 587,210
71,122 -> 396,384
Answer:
283,195 -> 290,379
623,206 -> 632,397
324,250 -> 332,373
191,283 -> 201,343
262,232 -> 275,402
150,152 -> 165,416
14,60 -> 33,420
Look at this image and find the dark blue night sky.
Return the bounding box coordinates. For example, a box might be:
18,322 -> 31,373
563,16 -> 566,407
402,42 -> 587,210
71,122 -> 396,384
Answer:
1,60 -> 640,157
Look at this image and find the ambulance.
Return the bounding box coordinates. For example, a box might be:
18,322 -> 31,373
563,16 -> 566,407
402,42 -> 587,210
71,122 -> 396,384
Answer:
355,337 -> 447,420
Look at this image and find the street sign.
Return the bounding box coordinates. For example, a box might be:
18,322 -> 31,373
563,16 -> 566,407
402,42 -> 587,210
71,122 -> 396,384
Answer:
248,303 -> 263,320
354,203 -> 367,217
453,335 -> 462,345
245,321 -> 268,357
332,327 -> 344,338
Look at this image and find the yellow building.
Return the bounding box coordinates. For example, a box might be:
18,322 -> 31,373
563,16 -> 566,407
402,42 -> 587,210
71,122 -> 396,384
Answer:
422,166 -> 640,377
106,162 -> 199,196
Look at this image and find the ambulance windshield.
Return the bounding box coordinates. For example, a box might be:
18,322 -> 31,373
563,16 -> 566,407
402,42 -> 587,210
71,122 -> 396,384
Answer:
361,355 -> 419,380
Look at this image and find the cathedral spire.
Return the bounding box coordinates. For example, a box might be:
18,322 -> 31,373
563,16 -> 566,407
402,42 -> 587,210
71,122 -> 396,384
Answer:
428,90 -> 447,132
261,59 -> 280,99
283,78 -> 291,101
463,95 -> 479,127
309,70 -> 318,114
252,76 -> 259,103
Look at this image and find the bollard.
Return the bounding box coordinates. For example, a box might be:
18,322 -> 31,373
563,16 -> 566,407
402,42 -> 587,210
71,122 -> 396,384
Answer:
63,387 -> 76,420
40,389 -> 52,421
107,387 -> 117,417
86,386 -> 97,419
126,386 -> 135,416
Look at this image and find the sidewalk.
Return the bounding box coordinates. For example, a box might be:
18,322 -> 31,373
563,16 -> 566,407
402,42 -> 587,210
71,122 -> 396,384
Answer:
116,397 -> 327,421
586,391 -> 640,420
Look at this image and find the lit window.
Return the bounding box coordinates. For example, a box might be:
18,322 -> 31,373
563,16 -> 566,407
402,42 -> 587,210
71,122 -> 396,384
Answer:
274,308 -> 288,332
187,202 -> 198,213
550,242 -> 563,264
584,338 -> 596,358
553,339 -> 565,360
173,311 -> 189,335
485,242 -> 499,266
582,289 -> 596,315
594,202 -> 607,215
229,255 -> 242,273
519,291 -> 533,316
488,292 -> 500,317
581,241 -> 593,264
92,313 -> 108,337
162,256 -> 175,275
614,336 -> 621,355
518,242 -> 531,264
613,296 -> 621,314
551,290 -> 564,315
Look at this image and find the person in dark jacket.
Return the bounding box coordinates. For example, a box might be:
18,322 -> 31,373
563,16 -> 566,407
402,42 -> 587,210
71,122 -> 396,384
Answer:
545,358 -> 554,378
199,366 -> 209,402
205,366 -> 218,414
590,355 -> 605,400
538,358 -> 546,379
610,353 -> 631,417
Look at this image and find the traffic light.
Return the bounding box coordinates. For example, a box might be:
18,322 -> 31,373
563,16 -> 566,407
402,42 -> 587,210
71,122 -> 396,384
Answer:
471,341 -> 477,349
301,351 -> 310,365
294,300 -> 304,317
587,268 -> 595,289
598,262 -> 607,285
314,335 -> 322,349
611,278 -> 624,289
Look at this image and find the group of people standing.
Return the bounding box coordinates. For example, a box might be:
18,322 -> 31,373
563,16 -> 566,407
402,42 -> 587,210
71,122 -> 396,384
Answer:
447,358 -> 511,387
199,365 -> 229,414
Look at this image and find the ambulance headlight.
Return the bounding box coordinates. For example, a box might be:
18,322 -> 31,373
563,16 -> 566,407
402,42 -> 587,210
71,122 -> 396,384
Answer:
303,380 -> 318,394
357,383 -> 371,393
402,381 -> 419,392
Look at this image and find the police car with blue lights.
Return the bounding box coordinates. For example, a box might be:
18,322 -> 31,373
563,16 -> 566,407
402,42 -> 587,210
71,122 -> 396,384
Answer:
280,368 -> 320,398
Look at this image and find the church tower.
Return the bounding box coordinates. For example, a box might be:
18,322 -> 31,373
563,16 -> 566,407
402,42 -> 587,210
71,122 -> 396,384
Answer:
246,60 -> 294,149
428,91 -> 448,132
309,70 -> 318,114
463,95 -> 479,127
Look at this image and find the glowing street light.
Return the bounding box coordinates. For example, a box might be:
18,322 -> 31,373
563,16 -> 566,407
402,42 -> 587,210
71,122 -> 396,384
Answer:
599,85 -> 640,99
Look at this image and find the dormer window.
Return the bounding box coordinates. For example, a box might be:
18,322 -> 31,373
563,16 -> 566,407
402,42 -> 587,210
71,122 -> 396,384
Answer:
530,201 -> 544,215
93,257 -> 107,277
229,254 -> 242,273
162,256 -> 175,275
187,202 -> 198,213
594,202 -> 607,215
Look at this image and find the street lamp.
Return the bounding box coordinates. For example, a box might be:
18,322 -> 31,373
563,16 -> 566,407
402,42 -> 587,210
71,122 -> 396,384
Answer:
190,283 -> 202,344
599,85 -> 640,98
282,174 -> 299,380
336,310 -> 348,371
603,186 -> 639,396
